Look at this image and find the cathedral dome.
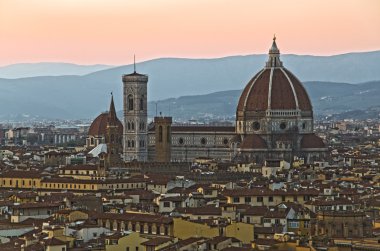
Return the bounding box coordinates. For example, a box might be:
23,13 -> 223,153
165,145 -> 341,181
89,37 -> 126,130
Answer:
236,37 -> 312,116
88,96 -> 123,137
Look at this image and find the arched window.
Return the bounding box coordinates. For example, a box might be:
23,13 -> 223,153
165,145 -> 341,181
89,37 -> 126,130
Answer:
127,140 -> 131,147
140,95 -> 144,110
90,137 -> 94,145
159,126 -> 163,142
131,122 -> 135,130
127,122 -> 131,130
110,134 -> 114,143
131,140 -> 135,147
167,126 -> 171,143
128,95 -> 134,111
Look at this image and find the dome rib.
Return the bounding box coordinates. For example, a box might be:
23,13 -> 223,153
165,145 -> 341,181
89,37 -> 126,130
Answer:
280,68 -> 299,110
242,69 -> 266,111
267,68 -> 274,109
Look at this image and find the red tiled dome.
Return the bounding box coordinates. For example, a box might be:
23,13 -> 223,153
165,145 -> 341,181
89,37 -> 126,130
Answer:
237,38 -> 312,114
301,134 -> 325,149
237,68 -> 312,113
88,113 -> 123,136
240,134 -> 267,149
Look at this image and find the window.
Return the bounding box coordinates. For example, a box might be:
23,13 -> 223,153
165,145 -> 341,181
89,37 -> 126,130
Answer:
201,138 -> 207,145
178,138 -> 184,145
244,197 -> 251,203
263,218 -> 271,223
289,221 -> 299,228
140,95 -> 144,110
233,197 -> 240,203
167,126 -> 171,143
282,196 -> 286,202
280,122 -> 286,130
128,95 -> 134,111
269,196 -> 273,202
294,195 -> 298,202
131,140 -> 135,148
111,134 -> 114,143
223,138 -> 229,145
163,202 -> 170,208
257,197 -> 263,202
131,122 -> 135,130
246,217 -> 250,224
159,126 -> 163,142
252,121 -> 260,130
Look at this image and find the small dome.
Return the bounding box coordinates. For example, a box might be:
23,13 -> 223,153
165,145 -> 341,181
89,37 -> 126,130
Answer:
240,134 -> 267,149
301,134 -> 325,148
88,113 -> 123,136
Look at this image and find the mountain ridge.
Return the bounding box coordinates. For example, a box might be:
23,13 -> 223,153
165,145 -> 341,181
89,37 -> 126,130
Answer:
0,51 -> 379,119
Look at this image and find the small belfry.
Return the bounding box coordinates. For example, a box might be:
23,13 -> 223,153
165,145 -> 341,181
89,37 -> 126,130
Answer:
105,93 -> 123,167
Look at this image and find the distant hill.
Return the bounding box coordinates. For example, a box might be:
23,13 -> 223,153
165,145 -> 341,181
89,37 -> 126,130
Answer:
147,81 -> 380,121
0,62 -> 114,79
0,51 -> 379,119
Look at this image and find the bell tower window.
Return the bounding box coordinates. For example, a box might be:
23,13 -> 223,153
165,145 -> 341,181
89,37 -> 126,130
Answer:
128,95 -> 134,111
140,95 -> 144,110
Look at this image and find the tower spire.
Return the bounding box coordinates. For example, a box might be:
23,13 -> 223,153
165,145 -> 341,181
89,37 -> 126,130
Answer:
134,54 -> 136,73
108,92 -> 117,123
266,35 -> 282,68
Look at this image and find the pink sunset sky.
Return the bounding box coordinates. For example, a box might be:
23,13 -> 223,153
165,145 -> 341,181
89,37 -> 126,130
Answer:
0,0 -> 379,66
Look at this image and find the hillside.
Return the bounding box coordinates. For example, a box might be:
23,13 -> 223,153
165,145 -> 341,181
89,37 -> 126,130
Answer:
0,51 -> 379,119
0,63 -> 114,79
147,81 -> 380,121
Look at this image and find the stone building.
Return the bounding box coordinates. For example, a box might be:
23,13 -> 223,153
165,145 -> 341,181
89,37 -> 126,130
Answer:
314,211 -> 372,238
88,37 -> 327,164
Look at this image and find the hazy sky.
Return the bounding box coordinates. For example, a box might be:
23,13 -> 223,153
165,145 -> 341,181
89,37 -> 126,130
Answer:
0,0 -> 379,66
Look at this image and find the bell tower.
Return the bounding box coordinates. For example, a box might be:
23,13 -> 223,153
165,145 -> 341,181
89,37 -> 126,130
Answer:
122,64 -> 148,162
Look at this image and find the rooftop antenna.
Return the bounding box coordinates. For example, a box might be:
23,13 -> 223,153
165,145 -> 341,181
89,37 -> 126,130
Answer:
155,102 -> 158,116
134,54 -> 136,73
